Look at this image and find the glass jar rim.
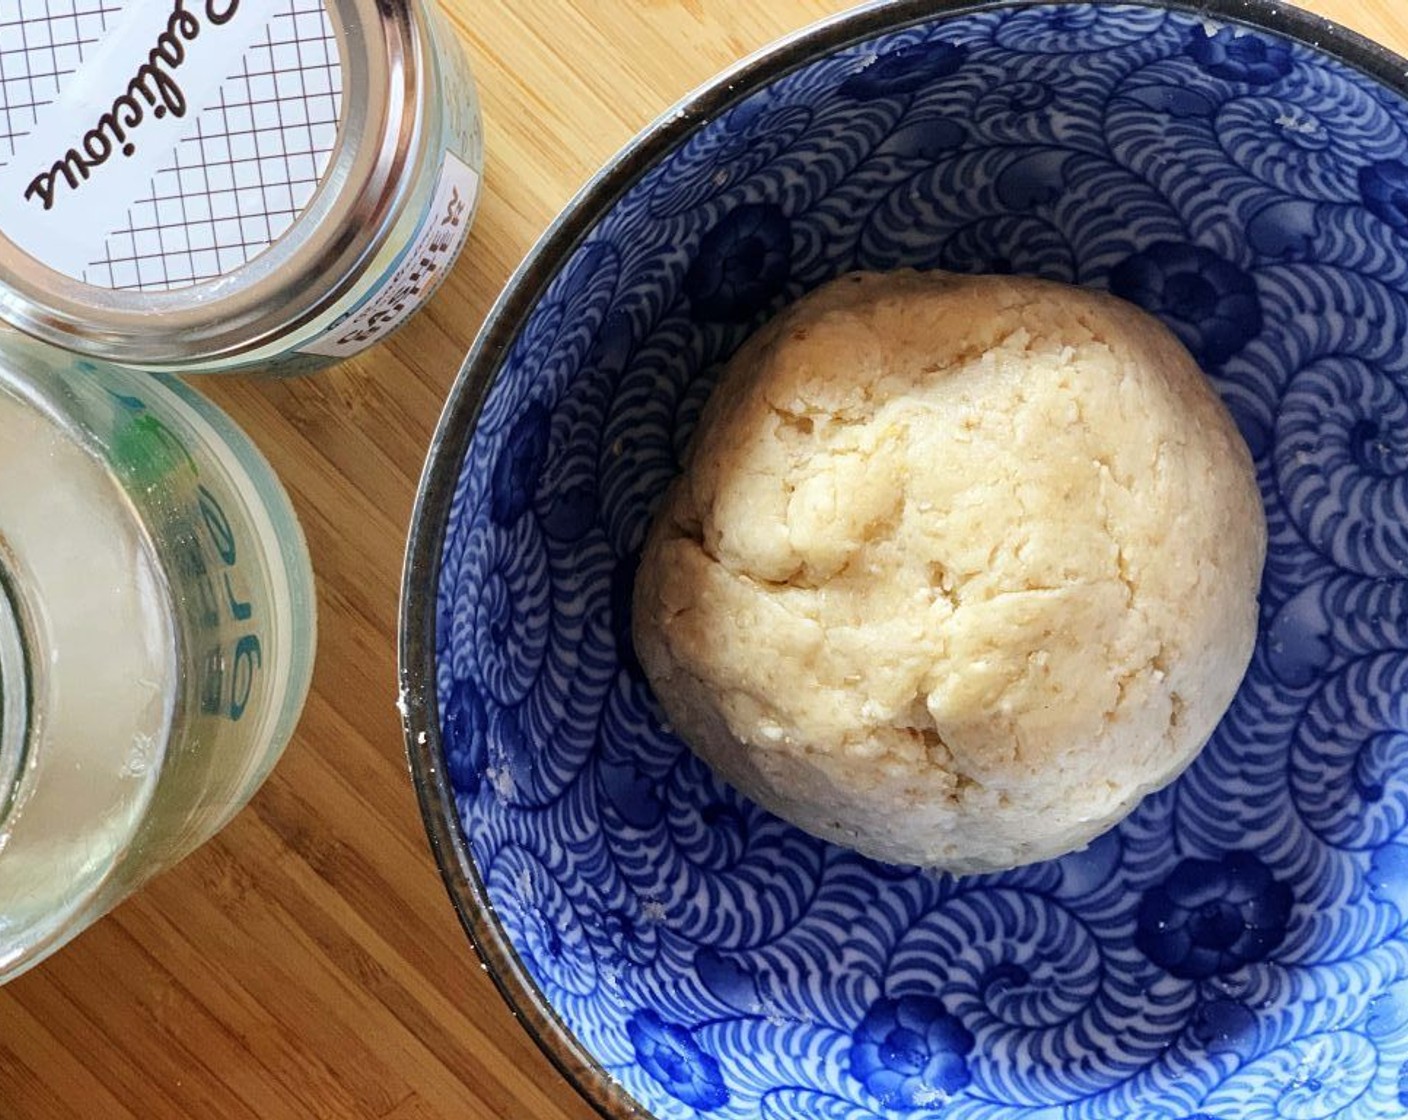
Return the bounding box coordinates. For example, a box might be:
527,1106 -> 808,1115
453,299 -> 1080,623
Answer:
0,555 -> 30,835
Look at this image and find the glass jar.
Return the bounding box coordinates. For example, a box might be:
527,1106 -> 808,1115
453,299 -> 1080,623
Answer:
0,334 -> 317,982
0,0 -> 484,375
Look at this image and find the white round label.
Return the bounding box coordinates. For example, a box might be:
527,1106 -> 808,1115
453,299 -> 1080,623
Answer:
0,0 -> 344,291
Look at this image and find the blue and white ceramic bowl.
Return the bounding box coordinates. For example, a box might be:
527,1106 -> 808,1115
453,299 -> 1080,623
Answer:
402,2 -> 1408,1116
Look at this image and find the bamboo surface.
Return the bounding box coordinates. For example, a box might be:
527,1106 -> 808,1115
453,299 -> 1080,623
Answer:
1,1 -> 1405,1117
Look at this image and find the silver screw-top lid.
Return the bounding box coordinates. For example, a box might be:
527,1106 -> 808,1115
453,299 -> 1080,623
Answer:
0,0 -> 430,366
0,1 -> 345,292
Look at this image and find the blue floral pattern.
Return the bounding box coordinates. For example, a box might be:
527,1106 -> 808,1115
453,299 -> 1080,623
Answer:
431,6 -> 1408,1118
489,400 -> 551,525
1187,26 -> 1295,86
1135,852 -> 1293,980
441,677 -> 488,799
841,40 -> 969,99
851,996 -> 974,1109
684,202 -> 793,323
1108,242 -> 1262,367
628,1011 -> 730,1111
1360,160 -> 1408,235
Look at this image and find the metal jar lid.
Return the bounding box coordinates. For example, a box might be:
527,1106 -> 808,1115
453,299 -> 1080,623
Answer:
0,0 -> 443,368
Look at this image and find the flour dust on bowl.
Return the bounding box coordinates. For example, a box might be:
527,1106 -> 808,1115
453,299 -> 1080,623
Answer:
0,0 -> 483,374
402,2 -> 1408,1117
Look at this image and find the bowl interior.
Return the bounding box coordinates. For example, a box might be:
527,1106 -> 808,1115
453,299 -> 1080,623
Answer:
423,3 -> 1408,1116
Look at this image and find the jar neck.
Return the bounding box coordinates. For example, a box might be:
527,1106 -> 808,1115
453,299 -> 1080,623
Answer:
0,556 -> 30,830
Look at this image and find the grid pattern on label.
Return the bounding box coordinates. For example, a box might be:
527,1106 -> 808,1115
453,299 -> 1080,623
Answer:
0,2 -> 124,163
0,0 -> 343,292
90,2 -> 342,291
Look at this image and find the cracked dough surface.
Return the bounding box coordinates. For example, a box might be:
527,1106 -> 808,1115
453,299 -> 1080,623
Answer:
632,270 -> 1266,873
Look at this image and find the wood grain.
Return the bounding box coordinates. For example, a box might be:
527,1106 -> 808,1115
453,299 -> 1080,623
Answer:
0,1 -> 1402,1117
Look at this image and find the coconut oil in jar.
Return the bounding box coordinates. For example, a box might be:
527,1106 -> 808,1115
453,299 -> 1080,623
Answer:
0,337 -> 316,981
0,395 -> 175,955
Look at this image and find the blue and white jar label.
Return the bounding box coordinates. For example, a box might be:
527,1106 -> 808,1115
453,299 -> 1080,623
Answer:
0,0 -> 343,291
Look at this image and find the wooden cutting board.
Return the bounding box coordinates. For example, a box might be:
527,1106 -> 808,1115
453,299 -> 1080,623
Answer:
1,2 -> 1403,1117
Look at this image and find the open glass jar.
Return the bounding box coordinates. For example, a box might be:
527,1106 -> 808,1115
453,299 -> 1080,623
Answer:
0,0 -> 483,374
0,335 -> 317,981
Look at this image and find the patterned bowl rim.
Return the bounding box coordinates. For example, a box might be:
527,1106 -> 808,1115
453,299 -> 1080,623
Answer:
398,1 -> 1408,1116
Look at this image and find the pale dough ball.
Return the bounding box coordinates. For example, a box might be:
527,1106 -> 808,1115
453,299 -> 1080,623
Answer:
633,270 -> 1266,873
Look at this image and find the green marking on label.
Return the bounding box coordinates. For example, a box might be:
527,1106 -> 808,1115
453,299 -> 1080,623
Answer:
110,406 -> 198,488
